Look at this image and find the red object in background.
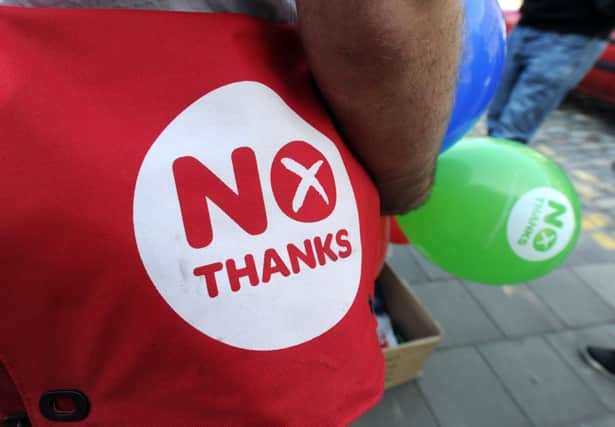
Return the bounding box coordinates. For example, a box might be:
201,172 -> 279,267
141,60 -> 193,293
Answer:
577,38 -> 615,105
375,217 -> 391,274
503,9 -> 520,32
389,217 -> 410,245
503,10 -> 615,106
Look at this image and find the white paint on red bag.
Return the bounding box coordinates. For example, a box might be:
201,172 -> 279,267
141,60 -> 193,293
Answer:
133,82 -> 362,351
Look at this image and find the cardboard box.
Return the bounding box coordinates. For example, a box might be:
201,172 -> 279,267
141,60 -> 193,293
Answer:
379,264 -> 442,390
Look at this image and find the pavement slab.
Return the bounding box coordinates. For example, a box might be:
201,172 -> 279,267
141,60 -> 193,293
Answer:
463,283 -> 563,337
408,246 -> 454,281
530,269 -> 615,327
567,414 -> 615,427
546,324 -> 615,412
351,383 -> 438,427
479,337 -> 606,427
413,280 -> 502,348
573,264 -> 615,309
386,244 -> 429,284
418,347 -> 530,427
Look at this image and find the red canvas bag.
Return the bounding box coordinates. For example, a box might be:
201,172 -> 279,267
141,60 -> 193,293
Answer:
0,6 -> 384,426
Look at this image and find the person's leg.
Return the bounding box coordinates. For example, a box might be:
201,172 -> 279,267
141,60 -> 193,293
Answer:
487,27 -> 526,135
583,346 -> 615,379
490,31 -> 606,144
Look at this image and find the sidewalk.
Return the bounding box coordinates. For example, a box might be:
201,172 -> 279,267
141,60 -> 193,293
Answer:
355,96 -> 615,427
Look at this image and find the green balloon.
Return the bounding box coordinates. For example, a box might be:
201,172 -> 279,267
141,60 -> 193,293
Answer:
396,137 -> 581,285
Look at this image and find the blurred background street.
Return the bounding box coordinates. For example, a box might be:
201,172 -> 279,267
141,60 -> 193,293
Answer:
355,95 -> 615,427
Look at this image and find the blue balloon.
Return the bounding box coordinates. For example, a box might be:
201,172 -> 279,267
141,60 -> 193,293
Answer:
441,0 -> 506,152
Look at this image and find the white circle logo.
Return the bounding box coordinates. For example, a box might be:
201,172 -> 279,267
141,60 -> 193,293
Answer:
506,187 -> 575,262
133,82 -> 362,351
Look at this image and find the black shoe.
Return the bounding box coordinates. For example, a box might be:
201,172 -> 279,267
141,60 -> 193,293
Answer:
582,346 -> 615,380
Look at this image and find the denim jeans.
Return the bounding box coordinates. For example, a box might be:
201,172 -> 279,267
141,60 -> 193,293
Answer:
487,26 -> 607,143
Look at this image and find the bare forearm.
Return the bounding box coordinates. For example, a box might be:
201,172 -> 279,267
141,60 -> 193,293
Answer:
296,0 -> 462,214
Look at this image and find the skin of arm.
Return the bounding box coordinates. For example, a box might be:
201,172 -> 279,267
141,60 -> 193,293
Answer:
295,0 -> 463,214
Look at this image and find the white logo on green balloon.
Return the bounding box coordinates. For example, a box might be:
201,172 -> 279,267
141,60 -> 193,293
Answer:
507,187 -> 576,262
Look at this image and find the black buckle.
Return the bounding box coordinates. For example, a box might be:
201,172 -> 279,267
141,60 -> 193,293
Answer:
39,390 -> 90,422
1,415 -> 31,427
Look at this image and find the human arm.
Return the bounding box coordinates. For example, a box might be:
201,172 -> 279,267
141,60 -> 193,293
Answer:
295,0 -> 462,214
